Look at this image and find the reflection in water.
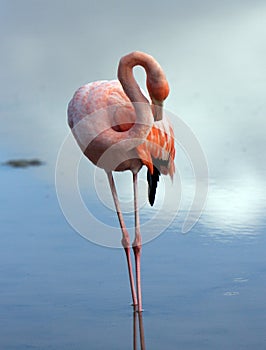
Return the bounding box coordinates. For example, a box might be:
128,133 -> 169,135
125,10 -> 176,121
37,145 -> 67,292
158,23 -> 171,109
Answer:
1,163 -> 266,349
154,176 -> 266,240
133,307 -> 146,350
202,177 -> 266,234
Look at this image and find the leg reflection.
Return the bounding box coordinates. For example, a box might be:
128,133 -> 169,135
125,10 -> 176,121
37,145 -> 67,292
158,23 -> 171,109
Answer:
133,306 -> 137,350
133,306 -> 146,350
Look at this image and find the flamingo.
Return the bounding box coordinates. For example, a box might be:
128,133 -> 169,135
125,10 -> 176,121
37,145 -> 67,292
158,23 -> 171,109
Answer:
67,51 -> 175,312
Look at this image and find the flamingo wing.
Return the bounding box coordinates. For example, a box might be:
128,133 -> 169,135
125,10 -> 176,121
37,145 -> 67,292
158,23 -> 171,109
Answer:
136,118 -> 175,205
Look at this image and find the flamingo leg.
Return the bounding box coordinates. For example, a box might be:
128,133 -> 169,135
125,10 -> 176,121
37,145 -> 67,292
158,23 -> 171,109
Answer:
106,171 -> 138,307
132,172 -> 143,312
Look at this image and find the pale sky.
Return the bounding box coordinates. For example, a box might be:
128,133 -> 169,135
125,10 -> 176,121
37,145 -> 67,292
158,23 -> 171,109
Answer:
1,0 -> 266,182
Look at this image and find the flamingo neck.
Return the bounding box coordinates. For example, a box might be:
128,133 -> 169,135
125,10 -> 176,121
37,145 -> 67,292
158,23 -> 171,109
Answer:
117,51 -> 162,104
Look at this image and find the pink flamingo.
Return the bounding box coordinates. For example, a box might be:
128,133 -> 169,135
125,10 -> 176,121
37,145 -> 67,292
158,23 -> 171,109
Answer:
68,51 -> 175,312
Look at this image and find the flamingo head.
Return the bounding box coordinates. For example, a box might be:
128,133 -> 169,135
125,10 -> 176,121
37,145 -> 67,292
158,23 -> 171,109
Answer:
146,77 -> 169,121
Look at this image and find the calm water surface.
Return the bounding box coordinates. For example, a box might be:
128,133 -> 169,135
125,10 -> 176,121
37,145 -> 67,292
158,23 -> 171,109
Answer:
0,163 -> 266,350
1,1 -> 266,349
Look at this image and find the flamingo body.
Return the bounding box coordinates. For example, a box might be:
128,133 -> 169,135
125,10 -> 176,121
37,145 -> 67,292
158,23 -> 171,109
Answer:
68,80 -> 175,179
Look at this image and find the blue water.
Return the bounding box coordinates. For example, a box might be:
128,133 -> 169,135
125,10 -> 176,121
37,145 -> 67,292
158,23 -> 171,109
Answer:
1,1 -> 266,348
1,163 -> 266,349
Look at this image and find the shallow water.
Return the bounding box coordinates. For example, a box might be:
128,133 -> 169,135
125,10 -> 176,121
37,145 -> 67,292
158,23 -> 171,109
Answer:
1,163 -> 266,350
1,1 -> 266,348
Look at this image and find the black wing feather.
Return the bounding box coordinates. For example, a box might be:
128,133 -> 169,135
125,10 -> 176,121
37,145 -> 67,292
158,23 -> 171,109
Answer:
147,158 -> 170,206
147,166 -> 160,206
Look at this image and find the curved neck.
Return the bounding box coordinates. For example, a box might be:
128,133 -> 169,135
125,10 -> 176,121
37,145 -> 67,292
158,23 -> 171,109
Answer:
117,51 -> 163,104
115,52 -> 156,143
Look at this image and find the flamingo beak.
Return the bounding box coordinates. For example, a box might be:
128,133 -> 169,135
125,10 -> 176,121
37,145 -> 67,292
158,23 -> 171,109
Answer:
152,98 -> 164,121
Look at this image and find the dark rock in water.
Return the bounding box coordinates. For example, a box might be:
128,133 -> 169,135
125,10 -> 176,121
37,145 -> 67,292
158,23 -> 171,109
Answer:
3,159 -> 44,168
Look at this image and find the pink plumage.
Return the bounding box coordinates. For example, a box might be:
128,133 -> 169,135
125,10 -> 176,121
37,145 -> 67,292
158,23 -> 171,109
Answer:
68,51 -> 175,312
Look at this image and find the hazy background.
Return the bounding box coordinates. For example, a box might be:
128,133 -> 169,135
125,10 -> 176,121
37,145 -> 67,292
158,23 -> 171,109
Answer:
1,1 -> 266,349
1,0 -> 266,178
1,0 -> 266,235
